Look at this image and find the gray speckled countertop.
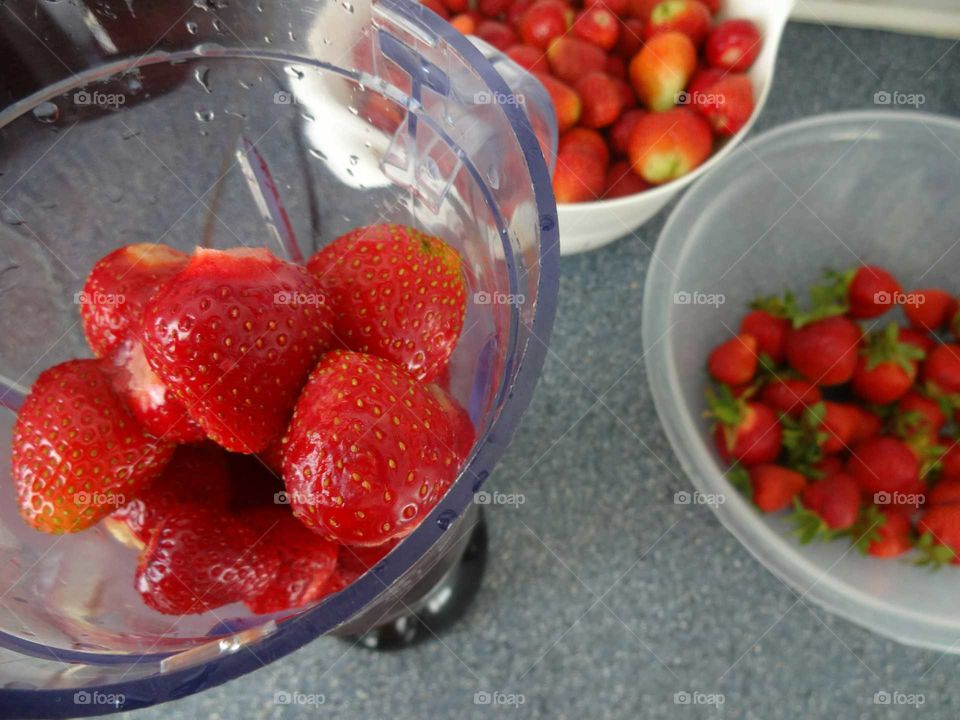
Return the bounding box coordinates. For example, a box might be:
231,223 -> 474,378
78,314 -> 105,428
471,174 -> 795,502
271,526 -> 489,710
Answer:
119,20 -> 960,720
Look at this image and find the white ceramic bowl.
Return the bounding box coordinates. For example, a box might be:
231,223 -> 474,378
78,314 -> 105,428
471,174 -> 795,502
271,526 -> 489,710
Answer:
644,111 -> 960,652
557,0 -> 794,255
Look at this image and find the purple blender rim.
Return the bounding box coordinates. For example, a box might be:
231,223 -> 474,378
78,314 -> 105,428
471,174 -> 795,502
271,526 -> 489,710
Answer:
0,0 -> 559,715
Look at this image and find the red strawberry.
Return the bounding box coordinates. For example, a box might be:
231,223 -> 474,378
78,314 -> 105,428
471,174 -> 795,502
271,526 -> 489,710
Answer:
560,127 -> 610,165
108,443 -> 231,548
104,341 -> 206,444
426,383 -> 476,460
142,247 -> 333,454
421,0 -> 450,18
923,343 -> 960,396
904,288 -> 956,332
899,326 -> 935,354
553,142 -> 608,202
535,73 -> 582,132
518,0 -> 570,49
847,436 -> 919,496
573,6 -> 620,49
860,508 -> 912,558
608,109 -> 646,157
851,323 -> 925,404
450,12 -> 480,34
79,243 -> 189,358
12,359 -> 173,534
478,0 -> 510,18
615,17 -> 645,57
605,54 -> 628,80
813,455 -> 844,480
547,36 -> 608,84
628,0 -> 661,20
307,225 -> 466,384
506,0 -> 533,26
798,472 -> 860,532
691,74 -> 755,137
282,352 -> 467,546
136,506 -> 281,614
629,32 -> 697,111
847,265 -> 902,318
505,44 -> 550,74
917,505 -> 960,565
820,401 -> 861,454
896,391 -> 946,438
759,378 -> 821,419
338,538 -> 400,576
704,19 -> 762,72
241,506 -> 339,614
709,389 -> 782,466
707,333 -> 758,386
740,308 -> 790,363
686,67 -> 725,97
627,108 -> 713,184
643,0 -> 710,44
476,20 -> 518,50
784,316 -> 861,386
574,72 -> 625,128
851,407 -> 883,445
603,161 -> 650,198
749,464 -> 806,512
584,0 -> 629,15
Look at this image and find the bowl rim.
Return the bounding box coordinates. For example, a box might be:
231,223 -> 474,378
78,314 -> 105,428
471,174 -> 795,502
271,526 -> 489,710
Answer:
643,109 -> 960,653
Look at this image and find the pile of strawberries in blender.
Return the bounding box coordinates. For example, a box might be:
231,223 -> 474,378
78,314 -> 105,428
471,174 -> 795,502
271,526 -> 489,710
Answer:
10,226 -> 476,615
418,0 -> 762,201
706,266 -> 960,565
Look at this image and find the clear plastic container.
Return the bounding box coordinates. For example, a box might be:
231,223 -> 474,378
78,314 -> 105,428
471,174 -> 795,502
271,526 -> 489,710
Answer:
644,111 -> 960,652
0,0 -> 559,715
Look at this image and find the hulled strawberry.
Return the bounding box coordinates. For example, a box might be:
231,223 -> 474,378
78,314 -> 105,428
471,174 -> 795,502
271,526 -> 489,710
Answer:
141,247 -> 333,454
136,505 -> 280,614
107,443 -> 231,548
306,224 -> 466,384
282,351 -> 468,546
79,243 -> 189,358
12,359 -> 173,534
241,506 -> 339,614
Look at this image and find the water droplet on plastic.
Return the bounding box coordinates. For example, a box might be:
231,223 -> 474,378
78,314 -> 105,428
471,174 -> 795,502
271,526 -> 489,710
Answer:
308,148 -> 327,161
105,185 -> 124,203
32,102 -> 59,123
288,31 -> 297,41
284,65 -> 305,80
256,0 -> 264,10
239,79 -> 254,89
194,66 -> 211,93
39,199 -> 58,210
300,111 -> 315,122
437,509 -> 458,530
185,20 -> 199,33
349,155 -> 359,165
195,109 -> 215,122
342,0 -> 355,12
224,107 -> 246,119
347,105 -> 359,116
263,34 -> 272,44
2,207 -> 23,225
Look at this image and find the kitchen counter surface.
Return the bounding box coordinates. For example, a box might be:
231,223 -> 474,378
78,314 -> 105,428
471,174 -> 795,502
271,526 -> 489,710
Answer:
119,20 -> 960,720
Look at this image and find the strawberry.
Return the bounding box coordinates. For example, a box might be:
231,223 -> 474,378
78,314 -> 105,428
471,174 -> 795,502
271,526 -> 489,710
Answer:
450,12 -> 480,34
306,225 -> 466,384
930,477 -> 960,506
615,17 -> 645,57
426,383 -> 476,460
916,505 -> 960,566
904,288 -> 956,332
136,505 -> 281,614
895,391 -> 946,438
692,74 -> 755,137
506,44 -> 550,74
820,402 -> 861,453
12,359 -> 173,534
749,464 -> 806,512
643,0 -> 710,45
476,19 -> 518,50
585,0 -> 629,15
784,316 -> 861,386
573,6 -> 620,50
142,247 -> 333,454
940,445 -> 960,482
104,341 -> 206,444
629,0 -> 662,20
923,343 -> 960,398
605,54 -> 628,80
608,109 -> 646,157
79,243 -> 189,358
421,0 -> 450,18
851,407 -> 883,445
603,161 -> 650,198
782,402 -> 858,472
707,333 -> 758,386
740,307 -> 790,363
441,0 -> 468,12
813,455 -> 844,480
686,67 -> 725,97
560,128 -> 611,163
507,0 -> 533,26
899,326 -> 935,354
795,472 -> 860,538
109,443 -> 231,548
847,436 -> 919,496
553,142 -> 608,202
535,73 -> 582,132
518,0 -> 571,49
547,36 -> 608,84
478,0 -> 510,18
241,507 -> 339,614
281,351 -> 468,546
851,323 -> 925,404
704,19 -> 762,72
758,378 -> 821,419
627,108 -> 713,184
574,72 -> 625,128
847,265 -> 902,318
338,538 -> 401,576
856,506 -> 912,558
629,32 -> 697,111
708,387 -> 782,466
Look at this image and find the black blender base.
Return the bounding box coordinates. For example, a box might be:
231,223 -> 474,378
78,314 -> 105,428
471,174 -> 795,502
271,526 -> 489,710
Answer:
339,510 -> 488,651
